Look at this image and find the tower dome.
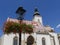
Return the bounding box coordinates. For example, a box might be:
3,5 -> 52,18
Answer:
33,8 -> 43,25
33,8 -> 40,16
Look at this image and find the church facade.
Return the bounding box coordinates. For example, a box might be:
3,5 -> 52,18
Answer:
0,8 -> 60,45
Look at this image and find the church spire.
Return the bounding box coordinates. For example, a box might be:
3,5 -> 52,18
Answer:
33,8 -> 43,25
33,8 -> 40,16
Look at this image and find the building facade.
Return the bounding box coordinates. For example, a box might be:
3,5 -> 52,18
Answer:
0,8 -> 60,45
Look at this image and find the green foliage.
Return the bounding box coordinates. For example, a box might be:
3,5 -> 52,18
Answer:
4,21 -> 33,34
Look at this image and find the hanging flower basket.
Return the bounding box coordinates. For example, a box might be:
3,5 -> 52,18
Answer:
4,21 -> 33,34
21,24 -> 33,33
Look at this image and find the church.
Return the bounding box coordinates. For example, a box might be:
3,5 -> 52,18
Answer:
0,8 -> 60,45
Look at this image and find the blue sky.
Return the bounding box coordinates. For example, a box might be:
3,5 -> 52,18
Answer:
0,0 -> 60,36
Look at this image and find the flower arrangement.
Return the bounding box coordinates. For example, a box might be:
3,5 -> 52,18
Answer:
4,21 -> 33,34
21,24 -> 33,33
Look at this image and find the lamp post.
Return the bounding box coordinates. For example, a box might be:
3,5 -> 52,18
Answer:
16,7 -> 26,45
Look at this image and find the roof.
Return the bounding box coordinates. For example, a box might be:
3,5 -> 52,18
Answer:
6,18 -> 54,33
33,8 -> 41,16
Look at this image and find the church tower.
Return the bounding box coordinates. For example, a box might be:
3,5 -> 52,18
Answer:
33,8 -> 43,25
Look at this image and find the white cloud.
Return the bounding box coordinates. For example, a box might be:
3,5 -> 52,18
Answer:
56,24 -> 60,28
51,28 -> 54,30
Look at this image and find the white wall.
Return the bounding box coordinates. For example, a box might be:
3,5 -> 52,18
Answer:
49,32 -> 59,45
22,33 -> 51,45
21,33 -> 37,45
33,16 -> 43,25
36,34 -> 51,45
0,35 -> 4,45
1,32 -> 59,45
1,33 -> 19,45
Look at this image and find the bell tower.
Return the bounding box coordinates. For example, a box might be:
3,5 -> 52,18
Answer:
33,8 -> 43,25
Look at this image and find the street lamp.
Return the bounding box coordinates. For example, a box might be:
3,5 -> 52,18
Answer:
16,7 -> 26,45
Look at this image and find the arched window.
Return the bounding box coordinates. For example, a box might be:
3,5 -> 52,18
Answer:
27,35 -> 34,45
13,36 -> 18,45
58,37 -> 60,45
42,37 -> 46,45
